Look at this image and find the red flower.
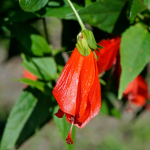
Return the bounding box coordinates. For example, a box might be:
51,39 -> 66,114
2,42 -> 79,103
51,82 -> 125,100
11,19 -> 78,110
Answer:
96,37 -> 120,74
53,47 -> 101,144
23,70 -> 37,81
123,75 -> 149,107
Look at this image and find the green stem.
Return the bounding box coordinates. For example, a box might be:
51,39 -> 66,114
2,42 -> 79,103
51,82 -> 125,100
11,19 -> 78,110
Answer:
67,0 -> 86,30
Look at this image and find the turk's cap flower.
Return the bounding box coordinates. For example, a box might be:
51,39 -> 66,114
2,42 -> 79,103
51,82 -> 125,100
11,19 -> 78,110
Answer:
53,47 -> 101,144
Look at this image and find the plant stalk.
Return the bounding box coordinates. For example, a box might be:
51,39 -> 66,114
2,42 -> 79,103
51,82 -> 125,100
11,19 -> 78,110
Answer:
67,0 -> 86,30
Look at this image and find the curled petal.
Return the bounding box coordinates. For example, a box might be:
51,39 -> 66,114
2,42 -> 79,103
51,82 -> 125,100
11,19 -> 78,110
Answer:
96,37 -> 120,74
55,108 -> 64,118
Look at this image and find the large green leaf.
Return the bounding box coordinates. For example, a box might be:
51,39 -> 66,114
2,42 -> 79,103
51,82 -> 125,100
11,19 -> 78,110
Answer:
38,0 -> 83,18
53,106 -> 76,150
130,0 -> 146,22
22,55 -> 57,81
19,0 -> 49,12
0,87 -> 56,149
15,88 -> 56,147
118,24 -> 150,99
0,88 -> 37,150
65,0 -> 126,33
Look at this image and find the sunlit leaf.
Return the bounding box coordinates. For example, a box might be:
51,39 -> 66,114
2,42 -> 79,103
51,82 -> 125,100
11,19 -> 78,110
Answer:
19,0 -> 49,12
22,55 -> 57,81
118,24 -> 150,99
66,0 -> 126,33
0,88 -> 37,150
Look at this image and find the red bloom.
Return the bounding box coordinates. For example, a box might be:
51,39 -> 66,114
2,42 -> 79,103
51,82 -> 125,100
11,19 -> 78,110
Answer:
123,75 -> 149,107
23,70 -> 37,81
96,37 -> 120,74
53,47 -> 101,144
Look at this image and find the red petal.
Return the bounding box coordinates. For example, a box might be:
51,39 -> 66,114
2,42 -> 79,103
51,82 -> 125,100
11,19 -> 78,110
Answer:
53,47 -> 84,116
55,108 -> 64,118
132,95 -> 146,107
23,70 -> 37,81
123,75 -> 148,107
96,37 -> 120,74
75,52 -> 101,128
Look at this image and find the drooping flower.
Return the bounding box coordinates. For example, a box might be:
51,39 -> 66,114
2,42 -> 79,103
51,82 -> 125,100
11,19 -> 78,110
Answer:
123,75 -> 149,108
53,47 -> 101,144
95,37 -> 120,74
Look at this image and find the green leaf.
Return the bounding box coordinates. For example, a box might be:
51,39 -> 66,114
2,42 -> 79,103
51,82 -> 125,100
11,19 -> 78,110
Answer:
130,0 -> 146,22
118,24 -> 150,99
30,34 -> 51,56
0,88 -> 37,150
15,88 -> 56,147
16,78 -> 45,91
19,0 -> 49,12
143,0 -> 150,10
85,0 -> 93,6
65,0 -> 126,33
22,55 -> 57,81
38,0 -> 83,18
53,106 -> 76,150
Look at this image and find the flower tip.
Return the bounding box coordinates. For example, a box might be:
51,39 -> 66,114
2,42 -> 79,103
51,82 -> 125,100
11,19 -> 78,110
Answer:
126,107 -> 134,113
66,117 -> 74,145
66,132 -> 73,145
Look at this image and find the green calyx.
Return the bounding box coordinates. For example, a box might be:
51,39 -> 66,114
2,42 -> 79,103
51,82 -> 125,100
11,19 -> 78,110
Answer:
76,32 -> 91,56
76,30 -> 103,57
